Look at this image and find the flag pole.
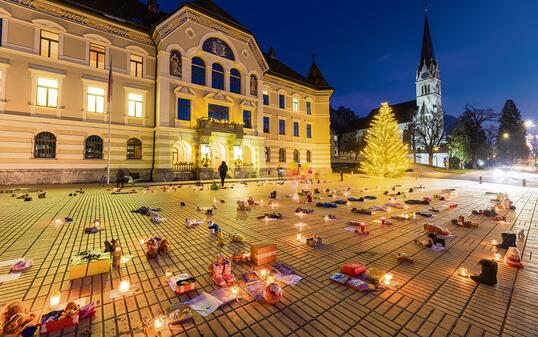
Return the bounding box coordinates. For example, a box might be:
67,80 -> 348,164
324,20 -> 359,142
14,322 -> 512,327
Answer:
106,57 -> 113,185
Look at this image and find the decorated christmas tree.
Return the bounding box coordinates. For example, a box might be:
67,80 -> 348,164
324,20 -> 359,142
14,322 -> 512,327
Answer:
360,102 -> 410,177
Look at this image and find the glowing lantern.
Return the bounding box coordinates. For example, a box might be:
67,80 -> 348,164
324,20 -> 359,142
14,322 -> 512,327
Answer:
119,280 -> 130,294
153,317 -> 165,330
50,292 -> 61,308
458,267 -> 468,277
382,273 -> 393,286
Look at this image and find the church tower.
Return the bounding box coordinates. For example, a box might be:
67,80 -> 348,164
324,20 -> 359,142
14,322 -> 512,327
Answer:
415,10 -> 442,118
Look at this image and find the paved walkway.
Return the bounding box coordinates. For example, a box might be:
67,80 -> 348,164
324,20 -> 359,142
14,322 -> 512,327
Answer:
0,176 -> 537,337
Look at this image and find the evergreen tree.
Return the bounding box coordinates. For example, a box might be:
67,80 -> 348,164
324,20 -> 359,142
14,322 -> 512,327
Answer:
496,100 -> 529,163
360,102 -> 410,177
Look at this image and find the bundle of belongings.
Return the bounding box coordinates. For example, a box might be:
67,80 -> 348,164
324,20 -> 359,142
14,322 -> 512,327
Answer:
145,237 -> 169,259
257,213 -> 283,220
132,206 -> 166,223
330,262 -> 385,292
351,208 -> 372,215
405,199 -> 430,205
316,202 -> 337,208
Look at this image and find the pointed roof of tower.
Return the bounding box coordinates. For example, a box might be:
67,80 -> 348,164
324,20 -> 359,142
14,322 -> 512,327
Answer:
306,55 -> 332,90
418,14 -> 437,72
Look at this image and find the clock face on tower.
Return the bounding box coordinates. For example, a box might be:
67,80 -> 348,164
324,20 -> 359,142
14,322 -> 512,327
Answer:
420,72 -> 429,80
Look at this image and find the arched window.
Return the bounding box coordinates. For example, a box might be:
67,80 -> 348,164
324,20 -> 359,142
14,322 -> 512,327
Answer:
293,149 -> 300,163
212,63 -> 224,90
265,147 -> 270,162
85,135 -> 103,159
250,75 -> 258,96
169,49 -> 182,78
34,132 -> 56,158
279,148 -> 286,163
191,57 -> 205,86
230,68 -> 241,94
126,138 -> 142,160
306,150 -> 312,163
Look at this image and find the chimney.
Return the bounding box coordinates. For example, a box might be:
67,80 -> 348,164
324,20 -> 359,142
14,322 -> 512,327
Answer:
269,47 -> 276,60
148,0 -> 159,14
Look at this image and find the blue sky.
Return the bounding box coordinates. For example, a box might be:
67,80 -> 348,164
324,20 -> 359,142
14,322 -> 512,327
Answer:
159,1 -> 538,119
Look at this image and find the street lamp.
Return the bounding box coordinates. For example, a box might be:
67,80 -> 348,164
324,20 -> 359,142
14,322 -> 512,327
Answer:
502,132 -> 510,139
525,120 -> 535,128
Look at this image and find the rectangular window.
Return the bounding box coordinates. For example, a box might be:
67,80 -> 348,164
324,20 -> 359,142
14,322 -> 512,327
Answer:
177,98 -> 191,121
293,122 -> 299,137
40,30 -> 59,59
89,44 -> 106,69
87,86 -> 105,113
279,94 -> 285,109
208,104 -> 229,120
127,93 -> 143,117
293,98 -> 299,112
263,90 -> 269,106
307,124 -> 312,138
263,116 -> 270,133
243,110 -> 252,129
36,77 -> 58,107
130,55 -> 143,78
0,19 -> 3,46
279,119 -> 286,135
306,101 -> 312,115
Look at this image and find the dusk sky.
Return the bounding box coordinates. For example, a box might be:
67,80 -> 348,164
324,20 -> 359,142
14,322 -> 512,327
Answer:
160,1 -> 538,119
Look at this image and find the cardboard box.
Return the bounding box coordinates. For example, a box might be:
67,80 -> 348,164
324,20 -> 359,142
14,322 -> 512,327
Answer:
250,242 -> 277,266
69,252 -> 111,280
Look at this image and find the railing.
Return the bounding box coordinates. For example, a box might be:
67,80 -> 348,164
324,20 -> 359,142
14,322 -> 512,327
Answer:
197,118 -> 244,137
172,163 -> 194,171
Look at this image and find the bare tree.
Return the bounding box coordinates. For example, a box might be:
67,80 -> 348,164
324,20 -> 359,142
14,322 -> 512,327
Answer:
414,110 -> 445,165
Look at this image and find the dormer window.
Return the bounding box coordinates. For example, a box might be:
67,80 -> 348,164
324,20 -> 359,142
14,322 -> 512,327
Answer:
40,31 -> 59,59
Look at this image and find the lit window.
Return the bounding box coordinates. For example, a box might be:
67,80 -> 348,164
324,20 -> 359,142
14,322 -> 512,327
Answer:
279,94 -> 285,109
306,101 -> 312,115
40,30 -> 59,59
87,86 -> 105,113
36,77 -> 58,108
128,93 -> 143,117
263,116 -> 270,133
177,98 -> 191,121
263,90 -> 269,105
126,138 -> 142,159
293,122 -> 299,137
130,55 -> 143,78
279,119 -> 286,135
293,98 -> 299,112
243,110 -> 252,128
230,68 -> 241,94
89,44 -> 106,69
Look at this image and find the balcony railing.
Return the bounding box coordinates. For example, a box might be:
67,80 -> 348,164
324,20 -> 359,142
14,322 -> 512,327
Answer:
197,118 -> 244,137
172,162 -> 194,171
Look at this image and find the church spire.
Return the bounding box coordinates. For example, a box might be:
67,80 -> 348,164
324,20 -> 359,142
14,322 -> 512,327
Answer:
306,55 -> 331,89
418,10 -> 437,73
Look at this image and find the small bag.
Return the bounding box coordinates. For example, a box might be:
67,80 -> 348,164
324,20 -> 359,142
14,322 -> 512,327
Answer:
175,276 -> 196,294
342,262 -> 366,276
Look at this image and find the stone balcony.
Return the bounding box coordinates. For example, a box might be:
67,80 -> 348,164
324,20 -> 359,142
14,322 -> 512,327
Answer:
197,118 -> 244,138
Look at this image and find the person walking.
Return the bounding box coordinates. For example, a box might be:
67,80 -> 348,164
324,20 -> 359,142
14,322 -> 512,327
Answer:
218,161 -> 228,187
277,165 -> 283,181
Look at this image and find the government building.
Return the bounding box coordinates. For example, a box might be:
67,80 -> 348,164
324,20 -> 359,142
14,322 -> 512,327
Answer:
0,0 -> 333,184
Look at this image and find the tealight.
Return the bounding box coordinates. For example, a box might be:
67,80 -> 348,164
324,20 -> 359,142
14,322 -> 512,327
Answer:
296,234 -> 302,242
50,292 -> 61,307
140,239 -> 145,245
491,240 -> 498,246
153,317 -> 165,330
382,273 -> 393,286
494,253 -> 502,262
231,285 -> 239,296
119,280 -> 130,294
260,268 -> 268,279
165,268 -> 173,278
266,275 -> 275,284
458,267 -> 468,277
55,219 -> 62,224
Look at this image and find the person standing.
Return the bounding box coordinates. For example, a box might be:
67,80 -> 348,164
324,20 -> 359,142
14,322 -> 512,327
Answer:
277,165 -> 283,181
218,161 -> 228,187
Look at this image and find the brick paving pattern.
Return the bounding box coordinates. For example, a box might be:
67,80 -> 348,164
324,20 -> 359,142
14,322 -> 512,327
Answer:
0,176 -> 537,337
